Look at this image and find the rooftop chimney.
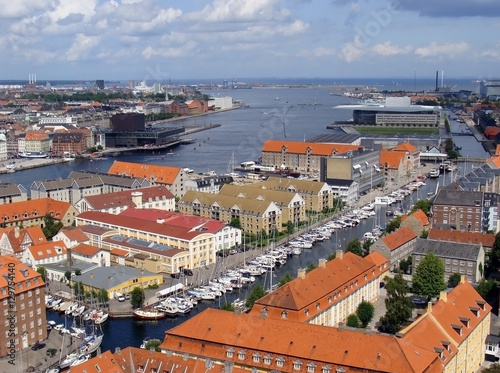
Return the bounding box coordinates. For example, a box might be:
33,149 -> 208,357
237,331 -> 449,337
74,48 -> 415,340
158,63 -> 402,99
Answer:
131,191 -> 143,209
14,226 -> 20,238
336,249 -> 343,259
297,268 -> 306,279
318,258 -> 327,268
89,273 -> 94,279
115,347 -> 121,355
260,308 -> 268,319
439,290 -> 448,303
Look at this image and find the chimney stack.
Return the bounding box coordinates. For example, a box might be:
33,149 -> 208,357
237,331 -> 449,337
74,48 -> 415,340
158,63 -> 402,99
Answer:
14,226 -> 20,238
131,191 -> 143,209
318,258 -> 327,268
336,249 -> 343,259
297,268 -> 306,279
67,248 -> 73,267
439,291 -> 447,303
435,70 -> 439,91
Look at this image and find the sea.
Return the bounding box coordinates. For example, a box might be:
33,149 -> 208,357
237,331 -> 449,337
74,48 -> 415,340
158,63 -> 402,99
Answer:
2,77 -> 490,353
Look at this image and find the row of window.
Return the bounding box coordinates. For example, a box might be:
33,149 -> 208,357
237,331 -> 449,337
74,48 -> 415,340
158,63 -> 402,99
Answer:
1,283 -> 40,295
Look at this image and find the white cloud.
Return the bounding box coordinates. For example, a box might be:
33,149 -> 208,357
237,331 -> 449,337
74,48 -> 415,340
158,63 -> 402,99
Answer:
372,41 -> 412,56
415,41 -> 469,57
297,47 -> 334,57
340,42 -> 366,62
0,0 -> 53,18
142,41 -> 197,59
65,34 -> 101,61
188,0 -> 281,22
278,19 -> 309,36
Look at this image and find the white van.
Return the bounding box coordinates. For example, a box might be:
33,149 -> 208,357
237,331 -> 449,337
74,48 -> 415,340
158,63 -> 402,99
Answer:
114,292 -> 125,302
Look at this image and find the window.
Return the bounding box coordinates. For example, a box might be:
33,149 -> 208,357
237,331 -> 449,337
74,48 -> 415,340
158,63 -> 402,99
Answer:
276,357 -> 285,367
307,362 -> 317,372
264,355 -> 272,365
293,361 -> 302,371
253,353 -> 261,363
238,350 -> 246,360
322,366 -> 332,373
226,348 -> 234,358
281,310 -> 288,319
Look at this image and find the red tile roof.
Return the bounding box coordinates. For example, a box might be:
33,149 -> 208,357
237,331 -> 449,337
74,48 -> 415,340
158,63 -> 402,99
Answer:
394,142 -> 419,153
110,248 -> 129,257
380,150 -> 405,169
72,243 -> 100,256
25,131 -> 49,141
382,226 -> 417,251
28,241 -> 67,260
83,186 -> 174,210
57,227 -> 89,243
262,140 -> 361,156
0,255 -> 44,298
0,197 -> 73,225
0,226 -> 47,253
428,228 -> 495,248
107,161 -> 181,185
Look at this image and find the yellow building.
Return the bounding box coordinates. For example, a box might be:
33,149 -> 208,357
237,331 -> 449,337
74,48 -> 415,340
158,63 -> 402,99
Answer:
400,278 -> 491,373
179,191 -> 282,236
72,265 -> 163,299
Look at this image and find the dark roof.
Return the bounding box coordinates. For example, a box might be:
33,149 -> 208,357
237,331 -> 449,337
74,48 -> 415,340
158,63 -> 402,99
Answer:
413,238 -> 482,261
325,178 -> 356,187
433,189 -> 482,207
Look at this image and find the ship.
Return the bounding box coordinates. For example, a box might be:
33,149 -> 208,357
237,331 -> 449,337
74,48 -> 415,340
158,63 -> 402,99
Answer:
18,151 -> 48,158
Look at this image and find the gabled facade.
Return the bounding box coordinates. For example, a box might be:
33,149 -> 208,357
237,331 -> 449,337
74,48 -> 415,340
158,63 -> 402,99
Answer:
393,142 -> 421,174
24,131 -> 50,152
22,241 -> 67,269
0,226 -> 47,259
370,226 -> 417,271
251,251 -> 389,326
0,183 -> 28,205
431,189 -> 483,232
71,243 -> 109,267
380,149 -> 406,184
52,227 -> 90,249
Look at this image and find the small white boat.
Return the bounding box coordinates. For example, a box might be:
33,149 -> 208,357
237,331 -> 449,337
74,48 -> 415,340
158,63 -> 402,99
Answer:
59,352 -> 79,369
70,354 -> 90,367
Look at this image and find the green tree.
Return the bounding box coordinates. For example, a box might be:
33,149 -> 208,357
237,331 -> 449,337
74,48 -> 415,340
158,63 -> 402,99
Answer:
379,274 -> 413,334
410,200 -> 431,215
362,238 -> 374,255
346,314 -> 360,328
130,287 -> 145,309
447,273 -> 462,288
42,212 -> 63,239
384,216 -> 402,234
345,239 -> 363,257
412,252 -> 446,300
98,288 -> 109,305
278,272 -> 293,287
286,220 -> 294,235
356,301 -> 375,328
482,363 -> 500,373
37,267 -> 47,282
489,232 -> 500,270
245,285 -> 267,309
64,270 -> 72,282
399,256 -> 412,274
220,302 -> 235,312
74,268 -> 81,276
144,339 -> 162,352
476,278 -> 497,298
420,230 -> 429,239
305,263 -> 317,273
327,252 -> 336,261
229,217 -> 241,229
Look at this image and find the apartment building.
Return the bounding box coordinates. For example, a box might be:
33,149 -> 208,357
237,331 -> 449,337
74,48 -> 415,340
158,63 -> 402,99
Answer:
370,226 -> 417,272
432,189 -> 483,232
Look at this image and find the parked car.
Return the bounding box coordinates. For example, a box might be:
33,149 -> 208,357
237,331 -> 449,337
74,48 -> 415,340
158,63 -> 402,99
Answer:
31,341 -> 46,351
124,293 -> 131,300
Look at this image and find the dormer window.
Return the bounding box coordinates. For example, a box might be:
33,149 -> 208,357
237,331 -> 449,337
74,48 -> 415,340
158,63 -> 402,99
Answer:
327,296 -> 332,303
322,365 -> 332,373
252,353 -> 261,363
476,300 -> 486,311
304,309 -> 309,317
469,306 -> 480,317
307,362 -> 317,372
276,357 -> 285,367
281,310 -> 288,319
451,324 -> 463,336
459,317 -> 470,328
441,341 -> 451,353
316,302 -> 320,310
226,348 -> 234,358
293,361 -> 302,371
237,350 -> 245,360
263,355 -> 272,365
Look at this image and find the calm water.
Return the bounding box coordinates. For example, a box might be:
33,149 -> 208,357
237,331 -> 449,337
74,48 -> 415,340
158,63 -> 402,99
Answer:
3,82 -> 488,352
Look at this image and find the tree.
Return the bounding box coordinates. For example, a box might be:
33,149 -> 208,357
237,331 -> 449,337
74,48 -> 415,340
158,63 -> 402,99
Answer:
130,287 -> 145,309
384,216 -> 402,234
144,339 -> 162,352
476,278 -> 497,299
447,273 -> 461,288
286,220 -> 294,235
362,238 -> 374,255
482,363 -> 500,373
245,285 -> 267,309
356,301 -> 375,328
64,270 -> 72,282
346,314 -> 360,328
42,212 -> 63,239
98,288 -> 109,305
37,267 -> 47,282
74,268 -> 81,276
378,274 -> 413,334
305,263 -> 317,273
420,230 -> 429,238
410,200 -> 431,215
345,239 -> 363,257
399,256 -> 412,274
327,252 -> 336,261
489,232 -> 500,270
278,272 -> 293,287
229,217 -> 241,229
412,252 -> 446,300
220,302 -> 235,312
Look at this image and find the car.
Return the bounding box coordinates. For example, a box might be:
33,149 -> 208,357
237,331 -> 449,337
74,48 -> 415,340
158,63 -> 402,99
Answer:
229,249 -> 237,255
31,341 -> 46,351
170,273 -> 180,279
183,269 -> 193,276
124,293 -> 131,300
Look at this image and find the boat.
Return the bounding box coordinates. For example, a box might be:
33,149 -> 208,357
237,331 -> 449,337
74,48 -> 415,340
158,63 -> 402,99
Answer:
63,151 -> 75,161
429,168 -> 440,178
133,308 -> 167,320
70,354 -> 90,367
93,311 -> 109,325
58,352 -> 79,369
5,163 -> 16,173
79,334 -> 104,354
17,151 -> 48,158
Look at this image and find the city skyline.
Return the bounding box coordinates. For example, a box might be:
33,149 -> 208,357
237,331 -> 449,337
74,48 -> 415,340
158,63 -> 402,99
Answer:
1,0 -> 499,81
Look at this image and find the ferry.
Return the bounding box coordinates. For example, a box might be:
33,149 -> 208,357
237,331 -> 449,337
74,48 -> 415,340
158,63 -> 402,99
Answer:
18,151 -> 48,158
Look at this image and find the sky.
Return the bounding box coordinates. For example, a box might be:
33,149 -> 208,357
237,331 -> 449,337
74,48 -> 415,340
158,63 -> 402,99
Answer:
1,0 -> 499,81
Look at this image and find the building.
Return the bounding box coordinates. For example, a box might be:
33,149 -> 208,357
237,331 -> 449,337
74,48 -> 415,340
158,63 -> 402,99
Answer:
400,209 -> 430,237
159,307 -> 444,373
428,228 -> 495,252
247,177 -> 336,213
392,142 -> 421,175
0,198 -> 77,228
23,131 -> 50,153
320,147 -> 383,197
370,226 -> 417,272
22,241 -> 67,269
412,238 -> 485,283
400,279 -> 491,373
0,226 -> 47,260
51,132 -> 87,156
72,243 -> 110,267
52,227 -> 90,249
251,251 -> 389,326
431,189 -> 483,232
110,113 -> 146,132
107,161 -> 186,197
480,80 -> 500,99
380,149 -> 407,184
261,140 -> 362,175
75,210 -> 232,272
218,184 -> 306,225
0,183 -> 28,205
74,185 -> 175,214
73,266 -> 163,299
0,255 -> 46,357
334,96 -> 441,127
179,190 -> 282,236
184,174 -> 233,194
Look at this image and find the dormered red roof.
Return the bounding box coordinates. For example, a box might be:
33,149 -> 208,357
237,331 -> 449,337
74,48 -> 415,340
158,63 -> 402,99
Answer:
0,198 -> 73,225
380,150 -> 405,169
262,140 -> 361,156
0,255 -> 44,299
107,161 -> 180,185
428,228 -> 495,248
83,186 -> 174,210
382,226 -> 417,251
0,226 -> 47,253
28,241 -> 67,260
57,227 -> 89,242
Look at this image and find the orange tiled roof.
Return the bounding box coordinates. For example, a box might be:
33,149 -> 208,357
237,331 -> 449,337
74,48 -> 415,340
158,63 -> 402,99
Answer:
485,127 -> 500,137
0,226 -> 47,253
428,228 -> 495,248
0,198 -> 72,225
161,308 -> 442,373
57,227 -> 89,243
401,209 -> 429,226
28,241 -> 67,260
107,160 -> 180,185
380,150 -> 405,169
262,140 -> 361,156
0,255 -> 44,298
25,131 -> 49,141
72,243 -> 100,256
83,185 -> 174,210
110,248 -> 128,257
393,142 -> 419,153
382,226 -> 417,251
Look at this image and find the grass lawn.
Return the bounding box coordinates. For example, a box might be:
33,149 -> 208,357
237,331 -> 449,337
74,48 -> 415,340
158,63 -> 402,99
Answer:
355,126 -> 439,135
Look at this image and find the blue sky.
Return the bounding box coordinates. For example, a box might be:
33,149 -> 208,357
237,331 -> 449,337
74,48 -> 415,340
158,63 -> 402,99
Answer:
1,0 -> 499,81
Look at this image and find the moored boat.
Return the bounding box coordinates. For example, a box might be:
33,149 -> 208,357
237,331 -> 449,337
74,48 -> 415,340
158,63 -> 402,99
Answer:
133,308 -> 166,320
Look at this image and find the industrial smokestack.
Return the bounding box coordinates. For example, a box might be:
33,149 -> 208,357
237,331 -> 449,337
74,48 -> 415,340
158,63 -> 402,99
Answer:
435,70 -> 439,91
